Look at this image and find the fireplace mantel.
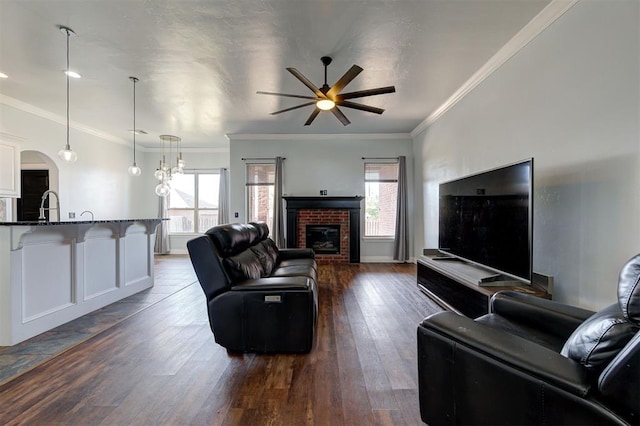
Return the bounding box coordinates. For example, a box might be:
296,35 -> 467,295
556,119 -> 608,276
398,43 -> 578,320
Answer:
284,196 -> 363,263
283,196 -> 363,209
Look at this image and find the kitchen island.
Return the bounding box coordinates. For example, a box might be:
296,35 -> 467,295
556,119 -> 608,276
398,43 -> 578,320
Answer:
0,219 -> 162,346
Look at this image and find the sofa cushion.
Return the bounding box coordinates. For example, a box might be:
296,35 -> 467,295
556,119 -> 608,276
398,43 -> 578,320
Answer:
223,249 -> 264,281
618,253 -> 640,323
278,258 -> 317,271
271,265 -> 317,283
250,243 -> 276,277
561,303 -> 639,371
250,221 -> 270,241
261,238 -> 280,264
206,223 -> 260,257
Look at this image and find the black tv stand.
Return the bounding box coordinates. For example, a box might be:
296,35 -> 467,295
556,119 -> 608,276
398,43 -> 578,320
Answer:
417,254 -> 551,318
478,273 -> 527,287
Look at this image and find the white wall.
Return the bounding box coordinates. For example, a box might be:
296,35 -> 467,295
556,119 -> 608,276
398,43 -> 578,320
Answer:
0,104 -> 155,220
1,101 -> 232,254
229,135 -> 413,262
413,0 -> 640,310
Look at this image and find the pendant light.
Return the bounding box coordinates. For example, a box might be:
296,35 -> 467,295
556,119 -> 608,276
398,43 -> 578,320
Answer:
154,134 -> 185,196
171,136 -> 185,176
155,135 -> 176,197
57,26 -> 78,163
127,76 -> 142,176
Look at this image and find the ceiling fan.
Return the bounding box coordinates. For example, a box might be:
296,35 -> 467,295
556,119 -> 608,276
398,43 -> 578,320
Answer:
257,56 -> 396,126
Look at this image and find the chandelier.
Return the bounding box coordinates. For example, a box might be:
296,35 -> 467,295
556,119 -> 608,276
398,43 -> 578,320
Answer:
154,134 -> 185,197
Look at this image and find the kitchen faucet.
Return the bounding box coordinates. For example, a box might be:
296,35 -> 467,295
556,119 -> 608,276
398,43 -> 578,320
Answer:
80,210 -> 94,221
38,190 -> 60,222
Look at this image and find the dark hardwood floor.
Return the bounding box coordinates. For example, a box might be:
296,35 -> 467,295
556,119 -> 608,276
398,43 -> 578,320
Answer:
0,258 -> 441,425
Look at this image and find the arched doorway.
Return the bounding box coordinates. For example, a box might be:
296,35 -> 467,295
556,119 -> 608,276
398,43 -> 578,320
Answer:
17,151 -> 59,221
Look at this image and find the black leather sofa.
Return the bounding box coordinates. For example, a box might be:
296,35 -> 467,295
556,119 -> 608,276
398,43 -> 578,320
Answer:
187,222 -> 318,353
418,254 -> 640,425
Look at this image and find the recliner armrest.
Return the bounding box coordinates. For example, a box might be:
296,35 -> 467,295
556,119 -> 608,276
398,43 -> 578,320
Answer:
490,290 -> 595,339
420,311 -> 591,397
278,248 -> 315,260
230,276 -> 313,291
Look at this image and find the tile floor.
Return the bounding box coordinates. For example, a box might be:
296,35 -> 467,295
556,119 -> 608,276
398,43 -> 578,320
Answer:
0,255 -> 197,386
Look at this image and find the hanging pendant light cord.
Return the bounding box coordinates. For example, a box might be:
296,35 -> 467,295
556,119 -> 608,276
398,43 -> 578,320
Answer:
65,29 -> 70,150
132,77 -> 137,164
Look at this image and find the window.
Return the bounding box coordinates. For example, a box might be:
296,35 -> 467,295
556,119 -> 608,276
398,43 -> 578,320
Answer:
364,162 -> 398,237
246,163 -> 275,229
168,171 -> 219,233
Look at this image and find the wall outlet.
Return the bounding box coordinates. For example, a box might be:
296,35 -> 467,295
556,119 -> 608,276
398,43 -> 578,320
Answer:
320,189 -> 328,196
68,212 -> 75,219
234,212 -> 239,218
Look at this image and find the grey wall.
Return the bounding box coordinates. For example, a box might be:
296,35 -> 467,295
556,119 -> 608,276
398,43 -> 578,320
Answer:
229,135 -> 413,261
413,0 -> 640,310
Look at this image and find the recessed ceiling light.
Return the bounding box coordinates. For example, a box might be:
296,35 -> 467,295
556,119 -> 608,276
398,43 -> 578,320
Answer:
129,129 -> 147,135
65,70 -> 82,79
0,72 -> 8,79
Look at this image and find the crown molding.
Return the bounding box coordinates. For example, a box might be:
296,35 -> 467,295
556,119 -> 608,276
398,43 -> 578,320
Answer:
226,133 -> 411,142
411,0 -> 579,138
0,94 -> 128,146
0,131 -> 27,142
141,146 -> 229,154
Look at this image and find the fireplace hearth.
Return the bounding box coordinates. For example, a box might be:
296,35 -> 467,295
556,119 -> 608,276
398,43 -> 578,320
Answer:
306,225 -> 340,254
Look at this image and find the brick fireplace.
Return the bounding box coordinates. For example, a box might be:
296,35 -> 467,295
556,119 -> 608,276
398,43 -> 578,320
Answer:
283,196 -> 363,263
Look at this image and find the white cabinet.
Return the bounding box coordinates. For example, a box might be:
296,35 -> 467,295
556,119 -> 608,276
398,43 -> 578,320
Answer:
0,139 -> 20,197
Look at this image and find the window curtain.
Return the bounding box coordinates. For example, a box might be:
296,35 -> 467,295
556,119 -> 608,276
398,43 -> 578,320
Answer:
154,195 -> 170,254
218,168 -> 229,225
393,156 -> 409,261
273,156 -> 285,247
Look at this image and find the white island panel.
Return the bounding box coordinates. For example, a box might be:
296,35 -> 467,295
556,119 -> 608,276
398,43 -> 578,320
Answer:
0,219 -> 161,346
124,223 -> 151,286
22,235 -> 74,321
84,225 -> 118,300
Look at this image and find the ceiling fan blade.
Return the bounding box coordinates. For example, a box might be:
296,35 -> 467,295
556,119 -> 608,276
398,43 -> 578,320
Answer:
287,68 -> 324,97
304,108 -> 321,126
326,65 -> 363,98
337,100 -> 385,114
331,106 -> 351,126
271,102 -> 316,115
338,86 -> 396,100
257,91 -> 319,100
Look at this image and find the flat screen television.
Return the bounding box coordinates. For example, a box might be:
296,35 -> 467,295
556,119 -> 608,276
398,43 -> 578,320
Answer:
438,159 -> 533,284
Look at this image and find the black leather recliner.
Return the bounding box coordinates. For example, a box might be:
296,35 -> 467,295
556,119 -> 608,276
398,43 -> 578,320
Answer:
418,254 -> 640,425
187,222 -> 318,353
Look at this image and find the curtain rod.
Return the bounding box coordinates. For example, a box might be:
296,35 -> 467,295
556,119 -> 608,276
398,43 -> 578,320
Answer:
362,156 -> 399,160
241,157 -> 286,161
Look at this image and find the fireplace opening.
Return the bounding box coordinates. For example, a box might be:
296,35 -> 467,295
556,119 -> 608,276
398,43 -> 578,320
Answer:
306,225 -> 340,254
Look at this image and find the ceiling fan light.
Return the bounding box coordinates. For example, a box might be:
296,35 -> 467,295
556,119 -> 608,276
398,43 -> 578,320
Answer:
316,99 -> 335,111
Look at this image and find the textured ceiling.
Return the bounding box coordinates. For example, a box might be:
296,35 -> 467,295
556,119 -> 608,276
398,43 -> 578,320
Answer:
0,0 -> 550,149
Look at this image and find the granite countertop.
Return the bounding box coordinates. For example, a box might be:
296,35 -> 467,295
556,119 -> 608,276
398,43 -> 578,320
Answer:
0,218 -> 165,226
